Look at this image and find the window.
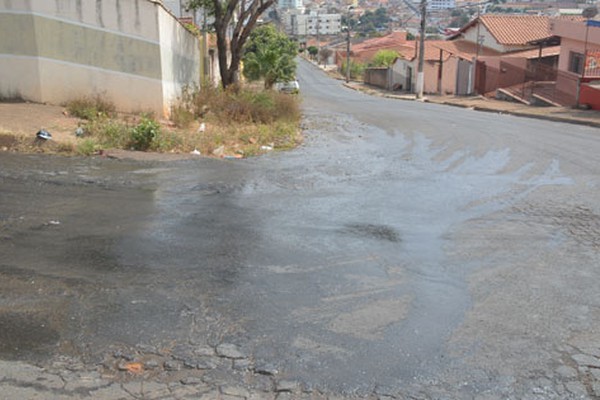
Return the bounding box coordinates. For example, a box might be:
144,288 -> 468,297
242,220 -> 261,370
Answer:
569,51 -> 584,75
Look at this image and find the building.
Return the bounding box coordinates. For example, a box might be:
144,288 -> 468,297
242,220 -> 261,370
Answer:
284,11 -> 342,36
451,15 -> 570,53
552,18 -> 600,108
428,0 -> 456,11
278,0 -> 304,10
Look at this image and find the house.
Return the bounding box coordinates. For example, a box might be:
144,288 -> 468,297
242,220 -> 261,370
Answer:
0,0 -> 201,117
335,31 -> 412,69
551,18 -> 600,109
448,14 -> 582,97
387,39 -> 500,94
451,15 -> 566,53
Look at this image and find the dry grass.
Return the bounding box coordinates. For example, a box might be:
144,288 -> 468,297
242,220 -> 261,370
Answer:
1,85 -> 302,159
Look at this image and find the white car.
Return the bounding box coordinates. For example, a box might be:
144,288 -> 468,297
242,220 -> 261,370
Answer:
275,80 -> 300,94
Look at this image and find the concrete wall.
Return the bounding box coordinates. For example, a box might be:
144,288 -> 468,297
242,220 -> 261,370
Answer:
580,83 -> 600,110
463,23 -> 530,53
364,67 -> 390,89
392,59 -> 413,92
390,58 -> 443,93
0,0 -> 200,116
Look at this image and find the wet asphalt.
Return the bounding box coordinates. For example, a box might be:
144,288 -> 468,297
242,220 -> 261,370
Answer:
1,59 -> 600,398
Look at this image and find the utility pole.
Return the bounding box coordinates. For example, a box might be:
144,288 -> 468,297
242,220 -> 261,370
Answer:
346,26 -> 351,83
472,2 -> 482,95
346,6 -> 354,83
416,0 -> 426,99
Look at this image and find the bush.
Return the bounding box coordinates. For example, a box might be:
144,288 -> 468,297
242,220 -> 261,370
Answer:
66,95 -> 116,120
83,117 -> 131,148
173,85 -> 300,125
76,138 -> 99,156
171,105 -> 195,128
130,116 -> 160,151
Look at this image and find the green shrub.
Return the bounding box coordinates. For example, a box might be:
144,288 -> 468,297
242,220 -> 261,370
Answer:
171,105 -> 195,128
66,95 -> 116,120
76,138 -> 99,155
130,116 -> 160,151
83,117 -> 131,148
151,130 -> 182,152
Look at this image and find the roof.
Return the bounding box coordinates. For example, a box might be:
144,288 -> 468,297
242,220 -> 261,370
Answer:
502,45 -> 561,59
455,15 -> 584,46
351,31 -> 408,53
432,39 -> 501,60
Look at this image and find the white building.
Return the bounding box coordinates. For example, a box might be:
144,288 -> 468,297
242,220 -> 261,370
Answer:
161,0 -> 195,18
284,11 -> 342,36
414,0 -> 455,10
278,0 -> 303,10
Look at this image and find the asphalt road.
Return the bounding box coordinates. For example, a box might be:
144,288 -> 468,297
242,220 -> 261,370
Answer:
1,59 -> 600,399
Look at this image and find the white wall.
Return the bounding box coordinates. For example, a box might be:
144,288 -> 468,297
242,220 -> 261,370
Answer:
0,0 -> 200,116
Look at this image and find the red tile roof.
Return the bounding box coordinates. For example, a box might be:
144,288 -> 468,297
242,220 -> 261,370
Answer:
431,39 -> 500,60
457,15 -> 584,46
502,45 -> 561,59
351,31 -> 409,53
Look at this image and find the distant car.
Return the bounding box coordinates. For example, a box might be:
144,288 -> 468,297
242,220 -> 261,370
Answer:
275,80 -> 300,94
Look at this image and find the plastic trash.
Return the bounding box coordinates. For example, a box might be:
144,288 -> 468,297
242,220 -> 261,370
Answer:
36,129 -> 52,140
75,126 -> 85,137
198,122 -> 206,133
190,149 -> 201,155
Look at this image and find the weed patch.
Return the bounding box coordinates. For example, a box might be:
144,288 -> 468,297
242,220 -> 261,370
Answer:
66,95 -> 116,120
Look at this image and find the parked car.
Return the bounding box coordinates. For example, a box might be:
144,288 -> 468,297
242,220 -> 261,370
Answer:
274,80 -> 300,94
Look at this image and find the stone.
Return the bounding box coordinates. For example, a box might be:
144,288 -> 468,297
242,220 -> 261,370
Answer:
197,358 -> 218,370
221,385 -> 250,398
216,343 -> 246,359
195,345 -> 216,357
556,365 -> 578,379
565,381 -> 588,397
144,360 -> 160,370
164,360 -> 182,371
113,350 -> 136,361
233,358 -> 252,371
276,380 -> 298,392
590,368 -> 600,381
139,381 -> 171,399
181,376 -> 204,385
184,359 -> 200,369
572,354 -> 600,368
136,344 -> 162,355
254,362 -> 279,376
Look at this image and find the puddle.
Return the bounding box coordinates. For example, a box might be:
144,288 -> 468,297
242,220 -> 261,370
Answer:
0,312 -> 60,361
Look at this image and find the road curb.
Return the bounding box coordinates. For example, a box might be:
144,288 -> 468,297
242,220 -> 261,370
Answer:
343,83 -> 600,129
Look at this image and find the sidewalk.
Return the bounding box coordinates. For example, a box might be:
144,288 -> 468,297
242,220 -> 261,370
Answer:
343,81 -> 600,129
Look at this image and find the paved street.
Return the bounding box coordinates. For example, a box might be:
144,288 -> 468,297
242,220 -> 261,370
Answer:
1,59 -> 600,399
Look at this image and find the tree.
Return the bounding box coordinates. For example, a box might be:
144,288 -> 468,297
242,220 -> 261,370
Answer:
307,46 -> 319,60
242,24 -> 297,89
319,48 -> 333,65
187,0 -> 277,88
370,49 -> 400,67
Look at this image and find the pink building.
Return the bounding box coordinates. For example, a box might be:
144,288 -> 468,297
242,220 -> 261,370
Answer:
552,18 -> 600,109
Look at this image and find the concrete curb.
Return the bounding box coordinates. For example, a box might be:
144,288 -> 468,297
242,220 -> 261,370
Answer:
342,83 -> 600,129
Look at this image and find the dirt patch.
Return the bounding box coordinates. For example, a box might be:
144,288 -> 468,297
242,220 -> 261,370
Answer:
0,102 -> 79,142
